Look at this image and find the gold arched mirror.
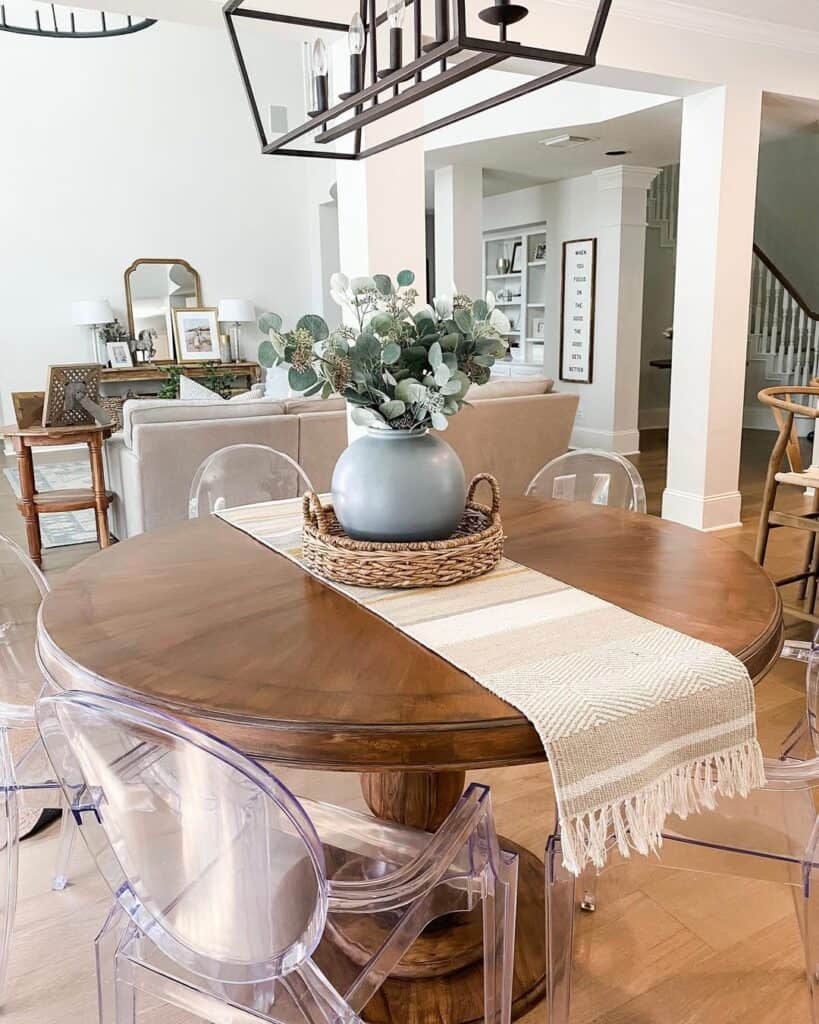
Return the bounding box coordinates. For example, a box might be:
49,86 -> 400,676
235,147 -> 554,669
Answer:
124,258 -> 202,361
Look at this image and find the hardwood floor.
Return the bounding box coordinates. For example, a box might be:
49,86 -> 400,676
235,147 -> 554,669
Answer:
0,429 -> 816,1023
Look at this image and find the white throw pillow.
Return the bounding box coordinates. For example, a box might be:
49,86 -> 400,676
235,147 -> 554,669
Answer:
179,376 -> 265,402
179,375 -> 222,401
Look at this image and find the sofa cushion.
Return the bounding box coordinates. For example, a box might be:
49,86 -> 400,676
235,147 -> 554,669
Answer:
467,377 -> 554,401
284,397 -> 346,415
122,397 -> 285,448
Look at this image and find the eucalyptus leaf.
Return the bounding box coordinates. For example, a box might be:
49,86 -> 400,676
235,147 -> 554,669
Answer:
382,342 -> 401,365
258,312 -> 282,334
431,411 -> 448,431
441,378 -> 462,396
440,333 -> 460,351
370,312 -> 394,334
373,274 -> 393,296
395,378 -> 424,404
472,354 -> 494,368
442,352 -> 458,371
288,365 -> 318,391
451,370 -> 471,400
434,362 -> 451,386
379,399 -> 406,420
330,289 -> 349,307
396,269 -> 415,287
383,369 -> 397,386
321,381 -> 333,399
351,276 -> 376,293
472,299 -> 489,320
297,314 -> 329,342
454,309 -> 473,334
330,272 -> 349,293
443,398 -> 460,415
485,290 -> 496,312
270,330 -> 287,357
351,406 -> 380,427
489,307 -> 511,335
257,339 -> 277,368
304,380 -> 323,397
428,341 -> 443,369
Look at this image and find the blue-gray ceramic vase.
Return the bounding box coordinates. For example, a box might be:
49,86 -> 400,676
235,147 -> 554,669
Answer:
331,428 -> 467,542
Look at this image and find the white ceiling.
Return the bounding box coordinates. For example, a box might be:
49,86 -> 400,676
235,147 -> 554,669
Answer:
424,90 -> 819,206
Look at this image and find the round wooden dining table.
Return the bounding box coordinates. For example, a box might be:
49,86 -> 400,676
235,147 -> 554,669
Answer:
37,496 -> 783,1024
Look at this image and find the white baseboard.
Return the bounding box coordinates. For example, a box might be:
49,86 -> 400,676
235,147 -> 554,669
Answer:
570,425 -> 640,456
661,487 -> 743,531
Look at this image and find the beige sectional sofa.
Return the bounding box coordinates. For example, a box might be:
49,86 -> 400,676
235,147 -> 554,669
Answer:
105,378 -> 578,539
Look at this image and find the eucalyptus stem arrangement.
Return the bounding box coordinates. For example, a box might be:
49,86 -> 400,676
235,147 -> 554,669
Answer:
257,270 -> 510,431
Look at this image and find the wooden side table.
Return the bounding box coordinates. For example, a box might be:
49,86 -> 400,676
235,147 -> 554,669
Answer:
0,423 -> 113,567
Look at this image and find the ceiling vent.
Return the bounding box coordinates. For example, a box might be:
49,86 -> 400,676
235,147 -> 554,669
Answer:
537,134 -> 596,149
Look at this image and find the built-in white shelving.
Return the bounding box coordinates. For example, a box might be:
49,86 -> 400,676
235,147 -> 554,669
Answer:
483,223 -> 548,370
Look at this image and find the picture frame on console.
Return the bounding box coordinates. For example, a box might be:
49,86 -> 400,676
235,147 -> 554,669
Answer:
173,307 -> 220,363
106,341 -> 133,369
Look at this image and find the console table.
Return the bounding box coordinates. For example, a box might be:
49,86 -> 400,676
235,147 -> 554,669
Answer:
100,361 -> 261,396
0,423 -> 113,568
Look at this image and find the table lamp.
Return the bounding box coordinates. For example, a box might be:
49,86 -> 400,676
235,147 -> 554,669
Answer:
72,300 -> 114,364
217,299 -> 255,362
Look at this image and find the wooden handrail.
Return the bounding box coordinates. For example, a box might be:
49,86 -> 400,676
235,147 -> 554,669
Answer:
753,244 -> 819,322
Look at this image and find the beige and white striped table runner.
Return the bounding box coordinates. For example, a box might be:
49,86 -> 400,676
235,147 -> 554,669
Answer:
217,498 -> 765,874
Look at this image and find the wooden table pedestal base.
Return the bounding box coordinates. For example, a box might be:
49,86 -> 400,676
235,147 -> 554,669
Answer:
318,770 -> 547,1024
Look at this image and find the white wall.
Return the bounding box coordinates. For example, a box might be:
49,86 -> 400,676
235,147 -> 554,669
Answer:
0,19 -> 334,424
755,130 -> 819,311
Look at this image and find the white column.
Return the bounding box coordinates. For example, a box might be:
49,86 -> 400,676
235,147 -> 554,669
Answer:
433,164 -> 483,297
662,86 -> 762,531
593,166 -> 659,455
335,110 -> 427,294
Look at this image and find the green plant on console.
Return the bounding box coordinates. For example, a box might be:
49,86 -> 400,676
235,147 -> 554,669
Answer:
157,365 -> 182,400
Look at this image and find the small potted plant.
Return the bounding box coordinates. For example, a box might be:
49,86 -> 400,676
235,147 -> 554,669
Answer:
258,270 -> 510,542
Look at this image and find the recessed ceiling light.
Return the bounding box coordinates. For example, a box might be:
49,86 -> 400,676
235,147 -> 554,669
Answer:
605,149 -> 630,156
538,134 -> 596,149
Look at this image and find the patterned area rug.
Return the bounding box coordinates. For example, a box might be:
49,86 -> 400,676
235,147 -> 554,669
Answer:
3,460 -> 97,548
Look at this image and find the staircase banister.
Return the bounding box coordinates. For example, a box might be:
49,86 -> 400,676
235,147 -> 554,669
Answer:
753,244 -> 818,322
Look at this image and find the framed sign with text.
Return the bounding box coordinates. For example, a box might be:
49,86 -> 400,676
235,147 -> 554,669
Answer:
560,238 -> 597,384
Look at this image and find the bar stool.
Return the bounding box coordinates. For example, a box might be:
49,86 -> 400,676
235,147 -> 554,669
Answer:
755,385 -> 819,624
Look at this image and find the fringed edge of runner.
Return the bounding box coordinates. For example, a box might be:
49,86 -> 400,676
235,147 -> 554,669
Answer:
558,738 -> 766,876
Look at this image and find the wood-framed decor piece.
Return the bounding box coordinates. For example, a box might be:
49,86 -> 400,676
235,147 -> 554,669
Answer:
509,240 -> 522,274
11,392 -> 45,430
42,364 -> 103,427
560,238 -> 597,384
124,258 -> 202,360
173,307 -> 220,362
106,341 -> 133,369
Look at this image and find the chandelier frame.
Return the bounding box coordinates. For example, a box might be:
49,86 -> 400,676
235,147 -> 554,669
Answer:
223,0 -> 612,160
0,5 -> 156,38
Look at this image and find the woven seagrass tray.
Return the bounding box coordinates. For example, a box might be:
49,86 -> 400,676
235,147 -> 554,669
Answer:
301,473 -> 503,589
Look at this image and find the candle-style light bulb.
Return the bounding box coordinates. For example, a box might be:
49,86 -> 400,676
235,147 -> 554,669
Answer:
312,37 -> 328,76
348,12 -> 365,54
387,0 -> 405,29
386,0 -> 404,70
310,37 -> 329,115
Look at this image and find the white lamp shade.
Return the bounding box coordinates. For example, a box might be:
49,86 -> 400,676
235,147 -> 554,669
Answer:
218,299 -> 255,324
72,299 -> 114,326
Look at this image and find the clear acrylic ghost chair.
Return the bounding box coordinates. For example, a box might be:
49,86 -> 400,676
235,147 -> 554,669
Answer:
526,449 -> 647,514
0,534 -> 77,998
545,639 -> 819,1024
188,444 -> 315,518
35,690 -> 518,1024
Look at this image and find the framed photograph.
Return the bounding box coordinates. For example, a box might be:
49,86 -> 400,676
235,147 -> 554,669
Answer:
560,238 -> 597,384
534,242 -> 547,261
532,316 -> 545,339
173,307 -> 220,362
11,392 -> 45,430
42,364 -> 104,427
106,341 -> 133,369
510,240 -> 522,273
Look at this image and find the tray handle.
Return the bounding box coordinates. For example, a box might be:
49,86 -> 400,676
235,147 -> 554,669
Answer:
302,491 -> 332,534
467,474 -> 501,516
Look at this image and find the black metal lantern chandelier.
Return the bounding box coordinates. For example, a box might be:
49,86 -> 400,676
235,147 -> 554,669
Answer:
0,3 -> 155,38
223,0 -> 612,160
